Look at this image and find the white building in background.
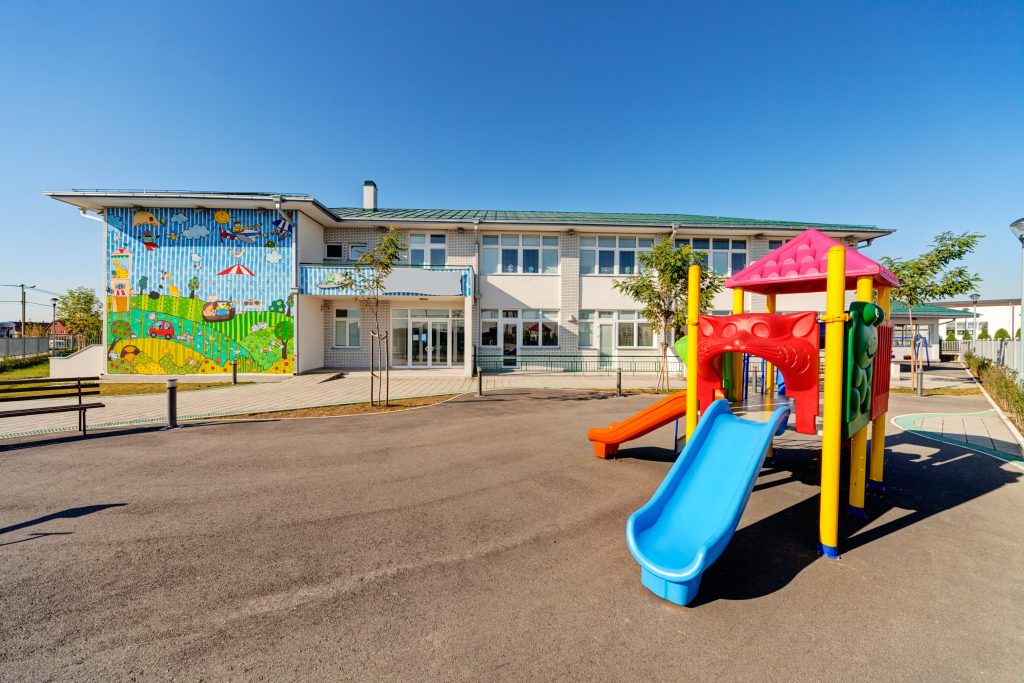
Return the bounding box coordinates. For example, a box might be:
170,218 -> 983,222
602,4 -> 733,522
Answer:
934,298 -> 1021,339
47,182 -> 893,377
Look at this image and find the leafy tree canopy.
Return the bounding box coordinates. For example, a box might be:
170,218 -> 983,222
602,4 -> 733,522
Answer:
994,328 -> 1011,340
56,287 -> 102,340
879,231 -> 983,307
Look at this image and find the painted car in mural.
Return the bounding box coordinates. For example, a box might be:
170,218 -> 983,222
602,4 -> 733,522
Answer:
105,206 -> 296,375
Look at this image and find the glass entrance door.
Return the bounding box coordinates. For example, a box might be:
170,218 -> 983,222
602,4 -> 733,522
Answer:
431,322 -> 449,366
502,322 -> 518,367
411,321 -> 430,366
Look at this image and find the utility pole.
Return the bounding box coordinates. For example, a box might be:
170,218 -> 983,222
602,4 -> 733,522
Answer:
21,284 -> 26,338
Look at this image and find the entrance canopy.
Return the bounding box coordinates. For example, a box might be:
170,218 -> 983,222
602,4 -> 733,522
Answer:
725,229 -> 899,295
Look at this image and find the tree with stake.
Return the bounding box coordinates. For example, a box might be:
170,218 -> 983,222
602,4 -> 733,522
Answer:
350,227 -> 406,405
56,287 -> 103,349
880,231 -> 982,391
613,238 -> 724,391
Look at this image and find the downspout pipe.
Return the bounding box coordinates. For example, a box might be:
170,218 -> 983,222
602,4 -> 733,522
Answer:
80,209 -> 108,370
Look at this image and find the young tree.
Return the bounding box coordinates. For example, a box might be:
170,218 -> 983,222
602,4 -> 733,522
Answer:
945,329 -> 956,342
962,329 -> 972,341
56,287 -> 103,349
613,237 -> 724,391
994,328 -> 1010,340
978,328 -> 991,341
351,227 -> 406,405
880,231 -> 982,390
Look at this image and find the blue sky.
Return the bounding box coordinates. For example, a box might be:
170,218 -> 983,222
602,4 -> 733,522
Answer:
0,0 -> 1021,322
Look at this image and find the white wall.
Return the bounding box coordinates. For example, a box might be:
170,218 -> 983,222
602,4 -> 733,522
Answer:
297,214 -> 325,264
296,295 -> 325,372
939,303 -> 1019,338
49,345 -> 105,378
479,275 -> 560,309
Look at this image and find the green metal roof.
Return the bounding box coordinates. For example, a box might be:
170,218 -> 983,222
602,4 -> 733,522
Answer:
329,207 -> 891,232
889,303 -> 973,318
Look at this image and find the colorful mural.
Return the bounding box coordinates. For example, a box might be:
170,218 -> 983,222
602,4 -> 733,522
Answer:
104,207 -> 295,374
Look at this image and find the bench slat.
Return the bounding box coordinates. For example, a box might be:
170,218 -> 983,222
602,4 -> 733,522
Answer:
0,376 -> 99,386
0,391 -> 101,404
0,383 -> 100,394
0,403 -> 105,418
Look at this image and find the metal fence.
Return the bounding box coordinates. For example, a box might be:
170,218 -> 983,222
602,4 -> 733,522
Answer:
476,353 -> 668,374
0,337 -> 48,360
954,339 -> 1022,373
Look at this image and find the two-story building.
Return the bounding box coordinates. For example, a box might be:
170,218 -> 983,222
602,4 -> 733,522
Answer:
46,183 -> 893,377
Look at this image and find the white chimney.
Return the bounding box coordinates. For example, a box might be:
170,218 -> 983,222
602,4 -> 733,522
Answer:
362,180 -> 377,211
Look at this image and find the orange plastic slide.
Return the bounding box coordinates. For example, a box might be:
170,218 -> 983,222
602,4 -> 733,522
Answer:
587,391 -> 689,458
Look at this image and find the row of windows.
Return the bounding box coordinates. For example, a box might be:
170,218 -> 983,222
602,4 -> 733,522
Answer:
325,233 -> 792,277
579,310 -> 654,348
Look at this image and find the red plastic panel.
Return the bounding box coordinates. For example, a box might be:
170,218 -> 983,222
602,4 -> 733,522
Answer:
696,312 -> 821,434
870,321 -> 893,420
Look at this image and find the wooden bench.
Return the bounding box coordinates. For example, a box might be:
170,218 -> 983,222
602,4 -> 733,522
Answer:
0,377 -> 105,435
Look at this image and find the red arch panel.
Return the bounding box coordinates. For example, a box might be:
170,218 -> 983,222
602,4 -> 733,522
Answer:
696,312 -> 820,434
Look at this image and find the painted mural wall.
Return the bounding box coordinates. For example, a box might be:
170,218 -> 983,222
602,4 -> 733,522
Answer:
104,207 -> 295,374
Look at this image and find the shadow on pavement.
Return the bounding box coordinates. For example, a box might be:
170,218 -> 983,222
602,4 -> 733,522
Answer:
0,504 -> 127,536
0,426 -> 163,453
689,430 -> 1022,605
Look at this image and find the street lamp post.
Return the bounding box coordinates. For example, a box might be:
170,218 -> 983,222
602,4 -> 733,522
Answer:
50,297 -> 58,353
1010,219 -> 1024,377
970,292 -> 980,353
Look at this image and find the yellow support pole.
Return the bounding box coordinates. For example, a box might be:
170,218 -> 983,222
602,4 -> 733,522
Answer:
820,245 -> 847,559
765,293 -> 777,397
848,276 -> 874,518
869,286 -> 892,490
686,264 -> 701,440
731,288 -> 745,401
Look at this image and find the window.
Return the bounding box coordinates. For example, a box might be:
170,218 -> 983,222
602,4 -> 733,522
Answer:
481,309 -> 499,347
349,244 -> 368,260
481,234 -> 559,274
522,310 -> 559,347
334,308 -> 360,347
768,239 -> 788,250
580,236 -> 654,275
579,310 -> 593,348
407,233 -> 446,266
326,244 -> 344,260
579,310 -> 654,348
675,237 -> 747,276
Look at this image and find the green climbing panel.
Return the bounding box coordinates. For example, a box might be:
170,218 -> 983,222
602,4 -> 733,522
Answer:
842,301 -> 885,439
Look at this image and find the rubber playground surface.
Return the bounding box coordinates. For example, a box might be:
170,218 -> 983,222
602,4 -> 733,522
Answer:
1,390 -> 1022,680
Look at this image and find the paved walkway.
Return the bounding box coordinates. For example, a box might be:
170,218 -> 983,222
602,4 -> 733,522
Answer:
0,371 -> 678,439
892,410 -> 1024,465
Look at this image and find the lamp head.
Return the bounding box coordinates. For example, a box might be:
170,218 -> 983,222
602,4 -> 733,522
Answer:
1011,218 -> 1024,243
970,293 -> 981,304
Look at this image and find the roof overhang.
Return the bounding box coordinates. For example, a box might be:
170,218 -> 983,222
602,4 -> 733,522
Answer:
43,190 -> 343,227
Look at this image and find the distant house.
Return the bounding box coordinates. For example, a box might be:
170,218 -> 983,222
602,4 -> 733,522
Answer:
45,319 -> 70,336
0,321 -> 17,338
888,303 -> 972,361
930,298 -> 1020,340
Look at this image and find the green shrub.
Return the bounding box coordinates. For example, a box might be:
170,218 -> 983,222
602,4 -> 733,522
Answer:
945,329 -> 956,342
964,352 -> 1024,431
978,329 -> 991,340
0,354 -> 48,373
994,328 -> 1010,340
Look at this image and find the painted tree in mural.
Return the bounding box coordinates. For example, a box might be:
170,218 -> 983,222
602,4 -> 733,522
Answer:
187,276 -> 200,299
109,319 -> 132,353
352,227 -> 406,405
880,230 -> 982,390
274,319 -> 294,359
286,292 -> 295,317
613,238 -> 724,391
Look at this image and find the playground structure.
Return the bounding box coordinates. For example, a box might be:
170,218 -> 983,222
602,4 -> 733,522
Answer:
607,229 -> 899,605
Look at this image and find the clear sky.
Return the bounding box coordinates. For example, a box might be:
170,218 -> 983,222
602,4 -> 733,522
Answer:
0,0 -> 1021,322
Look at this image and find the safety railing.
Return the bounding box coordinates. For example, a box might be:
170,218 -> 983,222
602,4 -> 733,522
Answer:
476,353 -> 669,374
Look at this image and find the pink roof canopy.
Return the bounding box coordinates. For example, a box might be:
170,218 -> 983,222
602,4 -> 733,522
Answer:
724,229 -> 899,295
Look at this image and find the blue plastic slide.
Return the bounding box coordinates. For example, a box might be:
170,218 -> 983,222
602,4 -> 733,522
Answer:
626,399 -> 791,606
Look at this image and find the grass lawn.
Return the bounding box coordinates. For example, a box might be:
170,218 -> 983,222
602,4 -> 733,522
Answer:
0,360 -> 250,398
890,387 -> 981,396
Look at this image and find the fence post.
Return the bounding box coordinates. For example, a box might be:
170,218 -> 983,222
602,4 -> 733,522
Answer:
616,367 -> 622,396
166,379 -> 178,429
231,360 -> 237,385
915,364 -> 924,397
477,367 -> 483,397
